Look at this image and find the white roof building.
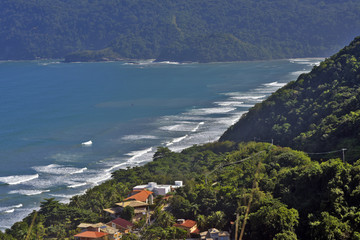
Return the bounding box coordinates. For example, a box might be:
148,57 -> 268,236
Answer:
133,181 -> 183,195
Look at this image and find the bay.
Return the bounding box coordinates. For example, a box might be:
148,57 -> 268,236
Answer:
0,58 -> 321,230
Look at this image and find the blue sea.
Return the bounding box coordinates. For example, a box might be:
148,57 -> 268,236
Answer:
0,58 -> 322,230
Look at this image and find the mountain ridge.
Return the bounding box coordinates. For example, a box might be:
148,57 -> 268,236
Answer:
221,36 -> 360,162
1,0 -> 360,62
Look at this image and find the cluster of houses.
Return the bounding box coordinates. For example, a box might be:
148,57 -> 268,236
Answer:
74,181 -> 230,240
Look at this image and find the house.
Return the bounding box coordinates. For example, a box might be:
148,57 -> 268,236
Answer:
174,219 -> 200,237
116,200 -> 149,221
107,217 -> 134,233
133,181 -> 183,195
103,200 -> 149,220
74,231 -> 108,240
77,223 -> 119,240
200,228 -> 230,240
124,189 -> 154,204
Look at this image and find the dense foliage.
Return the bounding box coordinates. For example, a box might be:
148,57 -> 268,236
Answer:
3,141 -> 360,239
1,0 -> 360,62
221,36 -> 360,162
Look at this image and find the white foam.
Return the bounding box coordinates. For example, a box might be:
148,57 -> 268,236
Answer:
87,172 -> 112,186
49,191 -> 86,202
0,204 -> 23,214
187,107 -> 236,115
9,189 -> 50,196
68,182 -> 87,188
105,162 -> 128,172
263,81 -> 287,87
81,140 -> 92,146
160,122 -> 199,132
291,70 -> 309,76
166,135 -> 188,146
121,135 -> 158,140
70,167 -> 87,175
157,61 -> 180,65
125,147 -> 153,162
39,61 -> 61,66
160,124 -> 186,131
33,164 -> 87,175
0,174 -> 39,185
215,101 -> 244,107
191,122 -> 205,132
229,95 -> 266,100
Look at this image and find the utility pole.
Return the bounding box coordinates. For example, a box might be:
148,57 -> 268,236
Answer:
235,212 -> 239,240
342,148 -> 347,163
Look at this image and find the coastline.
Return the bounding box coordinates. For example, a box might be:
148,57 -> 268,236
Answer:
0,58 -> 321,231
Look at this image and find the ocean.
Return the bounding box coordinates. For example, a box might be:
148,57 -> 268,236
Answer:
0,58 -> 322,230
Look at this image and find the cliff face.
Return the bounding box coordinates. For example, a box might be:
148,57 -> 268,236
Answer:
221,37 -> 360,162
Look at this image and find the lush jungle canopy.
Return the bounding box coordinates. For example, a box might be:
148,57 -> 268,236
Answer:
1,0 -> 360,62
221,36 -> 360,163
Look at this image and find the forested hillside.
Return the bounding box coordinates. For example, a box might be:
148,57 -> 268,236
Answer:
221,37 -> 360,162
1,0 -> 360,62
2,142 -> 360,239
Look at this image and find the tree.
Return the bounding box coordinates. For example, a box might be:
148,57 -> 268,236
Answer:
121,206 -> 135,222
309,212 -> 351,240
154,211 -> 175,228
249,199 -> 299,240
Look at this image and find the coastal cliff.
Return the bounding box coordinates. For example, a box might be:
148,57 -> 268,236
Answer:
221,37 -> 360,162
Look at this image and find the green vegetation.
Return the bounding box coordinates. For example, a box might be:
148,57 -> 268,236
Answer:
3,141 -> 360,239
221,36 -> 360,162
1,0 -> 360,62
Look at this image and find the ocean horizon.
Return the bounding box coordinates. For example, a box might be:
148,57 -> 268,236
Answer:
0,58 -> 322,230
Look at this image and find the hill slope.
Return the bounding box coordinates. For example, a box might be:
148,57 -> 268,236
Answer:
221,37 -> 360,162
1,0 -> 360,62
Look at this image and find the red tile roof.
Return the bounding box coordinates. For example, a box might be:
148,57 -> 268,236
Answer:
110,218 -> 134,229
124,190 -> 153,202
74,231 -> 108,238
174,219 -> 197,229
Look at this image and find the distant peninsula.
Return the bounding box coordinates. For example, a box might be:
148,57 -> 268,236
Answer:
1,0 -> 360,62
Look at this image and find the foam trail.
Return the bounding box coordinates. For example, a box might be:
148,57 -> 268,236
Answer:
0,204 -> 23,214
9,189 -> 50,196
191,122 -> 204,132
125,147 -> 153,162
33,164 -> 87,175
105,162 -> 128,172
291,70 -> 309,76
215,101 -> 244,107
122,135 -> 158,140
68,182 -> 87,188
81,140 -> 92,146
70,167 -> 87,175
88,172 -> 112,186
230,95 -> 266,100
0,174 -> 39,185
187,107 -> 236,115
263,81 -> 287,87
166,135 -> 188,146
160,124 -> 184,131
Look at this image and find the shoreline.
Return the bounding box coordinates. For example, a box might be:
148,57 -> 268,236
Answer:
0,58 -> 321,231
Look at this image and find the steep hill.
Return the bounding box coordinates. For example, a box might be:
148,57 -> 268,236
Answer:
1,0 -> 360,62
221,37 -> 360,162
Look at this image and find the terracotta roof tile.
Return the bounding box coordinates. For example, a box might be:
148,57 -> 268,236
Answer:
74,231 -> 108,238
174,219 -> 197,229
124,190 -> 153,202
110,218 -> 134,229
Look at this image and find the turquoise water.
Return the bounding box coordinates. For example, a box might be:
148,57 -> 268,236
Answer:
0,58 -> 321,230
